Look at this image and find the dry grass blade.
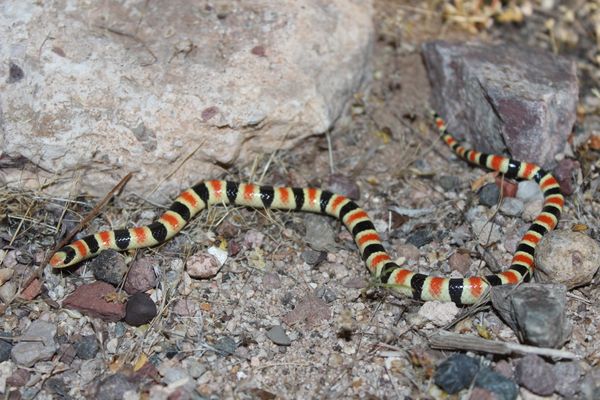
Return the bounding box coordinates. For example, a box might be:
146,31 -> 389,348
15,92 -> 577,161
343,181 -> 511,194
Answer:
428,330 -> 578,359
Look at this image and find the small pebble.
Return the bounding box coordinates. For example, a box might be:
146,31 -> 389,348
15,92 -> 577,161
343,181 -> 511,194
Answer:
499,198 -> 524,217
495,176 -> 518,197
125,292 -> 157,326
243,230 -> 265,249
123,257 -> 158,294
76,335 -> 99,360
327,174 -> 360,200
94,373 -> 136,400
0,281 -> 17,303
535,230 -> 600,289
316,286 -> 336,303
0,268 -> 14,286
474,368 -> 518,400
262,272 -> 282,289
213,336 -> 238,355
11,320 -> 58,367
438,175 -> 461,191
304,214 -> 337,252
172,299 -> 199,317
491,283 -> 569,348
581,367 -> 600,400
521,199 -> 543,222
418,301 -> 459,327
434,354 -> 480,394
553,158 -> 580,195
266,325 -> 291,346
406,226 -> 433,248
6,368 -> 30,387
0,336 -> 12,362
479,183 -> 500,206
186,252 -> 221,279
394,243 -> 420,263
516,181 -> 543,202
448,251 -> 471,275
553,361 -> 583,397
91,250 -> 128,286
515,355 -> 555,396
301,249 -> 326,266
215,220 -> 240,238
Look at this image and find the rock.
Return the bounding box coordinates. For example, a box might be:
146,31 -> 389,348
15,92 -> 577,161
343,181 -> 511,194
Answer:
474,368 -> 518,400
406,226 -> 434,248
301,249 -> 326,266
11,320 -> 58,367
515,355 -> 555,396
434,354 -> 480,394
422,41 -> 577,169
207,246 -> 228,267
521,199 -> 543,222
0,1 -> 373,200
18,277 -> 42,301
94,373 -> 136,400
470,219 -> 502,245
243,230 -> 265,249
0,268 -> 13,286
76,335 -> 99,360
553,361 -> 584,398
213,336 -> 238,356
172,299 -> 200,317
491,283 -> 570,347
215,220 -> 241,239
479,183 -> 500,207
448,251 -> 471,275
262,272 -> 282,289
0,362 -> 14,394
63,281 -> 126,322
516,181 -> 543,203
534,230 -> 600,290
499,198 -> 524,217
553,158 -> 580,195
418,301 -> 460,327
0,335 -> 12,362
266,326 -> 291,346
438,175 -> 461,191
495,177 -> 518,198
91,250 -> 128,286
125,292 -> 157,327
123,257 -> 158,294
0,281 -> 16,303
326,174 -> 360,200
581,367 -> 600,400
186,251 -> 221,279
316,286 -> 336,303
6,368 -> 30,387
394,243 -> 420,264
282,294 -> 331,327
303,214 -> 338,252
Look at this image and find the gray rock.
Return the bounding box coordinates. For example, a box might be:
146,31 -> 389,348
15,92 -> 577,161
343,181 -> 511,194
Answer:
11,320 -> 58,367
94,373 -> 136,400
434,354 -> 480,394
499,197 -> 524,217
474,368 -> 518,400
91,250 -> 128,286
0,281 -> 17,303
438,175 -> 461,191
301,249 -> 327,266
406,226 -> 433,248
213,336 -> 238,356
266,325 -> 292,346
303,214 -> 338,252
0,334 -> 12,362
581,367 -> 600,400
553,361 -> 584,398
76,335 -> 99,360
516,180 -> 543,203
491,283 -> 571,347
423,41 -> 577,169
479,183 -> 500,207
535,230 -> 600,290
515,355 -> 555,396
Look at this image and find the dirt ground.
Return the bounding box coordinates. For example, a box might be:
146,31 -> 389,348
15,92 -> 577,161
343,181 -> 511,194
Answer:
1,0 -> 600,399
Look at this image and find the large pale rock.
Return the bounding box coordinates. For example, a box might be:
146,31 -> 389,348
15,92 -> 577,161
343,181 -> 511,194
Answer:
422,41 -> 578,169
0,1 -> 373,201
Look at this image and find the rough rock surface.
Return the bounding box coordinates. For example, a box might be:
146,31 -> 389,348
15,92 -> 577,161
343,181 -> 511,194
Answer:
0,0 -> 373,201
10,320 -> 58,367
62,281 -> 126,322
422,40 -> 578,169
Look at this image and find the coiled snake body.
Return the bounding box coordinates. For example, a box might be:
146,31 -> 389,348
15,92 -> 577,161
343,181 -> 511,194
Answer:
50,114 -> 564,305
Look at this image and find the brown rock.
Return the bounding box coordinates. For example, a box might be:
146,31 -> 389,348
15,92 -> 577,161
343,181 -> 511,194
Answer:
63,281 -> 126,322
553,158 -> 580,195
19,278 -> 42,301
186,252 -> 221,279
123,258 -> 158,294
448,251 -> 472,275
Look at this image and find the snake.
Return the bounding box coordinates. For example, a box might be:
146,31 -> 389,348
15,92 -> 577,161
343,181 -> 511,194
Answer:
49,113 -> 564,305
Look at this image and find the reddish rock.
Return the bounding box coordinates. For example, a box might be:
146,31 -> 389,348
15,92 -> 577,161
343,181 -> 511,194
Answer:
62,281 -> 126,322
494,177 -> 518,198
448,251 -> 472,275
553,158 -> 580,195
123,258 -> 158,294
19,278 -> 42,300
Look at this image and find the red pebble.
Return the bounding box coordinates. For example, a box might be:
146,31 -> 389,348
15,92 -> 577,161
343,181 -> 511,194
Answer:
495,177 -> 518,197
